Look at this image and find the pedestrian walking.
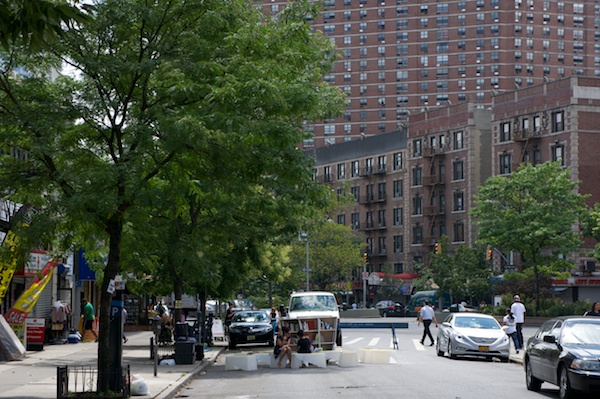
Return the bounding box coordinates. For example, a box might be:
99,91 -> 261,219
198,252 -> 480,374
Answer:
417,300 -> 438,346
510,294 -> 526,349
503,308 -> 520,353
81,298 -> 98,342
584,301 -> 600,316
122,307 -> 128,343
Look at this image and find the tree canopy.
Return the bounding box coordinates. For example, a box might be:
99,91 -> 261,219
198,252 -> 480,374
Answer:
0,0 -> 344,391
471,161 -> 587,313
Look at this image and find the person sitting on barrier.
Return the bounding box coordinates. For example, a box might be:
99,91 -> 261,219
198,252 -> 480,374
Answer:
276,326 -> 292,368
296,330 -> 313,368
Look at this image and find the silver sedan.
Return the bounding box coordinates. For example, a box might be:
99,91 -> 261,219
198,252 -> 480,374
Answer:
436,313 -> 510,362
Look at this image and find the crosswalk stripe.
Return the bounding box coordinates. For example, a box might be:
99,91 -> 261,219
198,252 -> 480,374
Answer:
367,337 -> 379,346
343,337 -> 365,346
413,339 -> 426,351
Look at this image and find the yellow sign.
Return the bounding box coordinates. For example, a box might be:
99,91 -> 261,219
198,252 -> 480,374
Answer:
0,232 -> 18,304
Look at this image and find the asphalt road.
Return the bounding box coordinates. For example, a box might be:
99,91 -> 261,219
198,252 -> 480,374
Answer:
177,318 -> 575,399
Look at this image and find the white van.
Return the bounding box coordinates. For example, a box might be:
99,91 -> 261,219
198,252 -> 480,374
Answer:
286,291 -> 342,347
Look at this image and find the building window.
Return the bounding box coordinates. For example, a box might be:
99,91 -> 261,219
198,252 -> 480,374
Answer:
412,166 -> 423,186
453,191 -> 464,211
378,237 -> 386,255
366,211 -> 374,228
552,144 -> 565,166
393,152 -> 403,170
351,212 -> 360,230
351,186 -> 359,203
324,166 -> 332,182
377,155 -> 386,172
413,195 -> 423,215
552,111 -> 564,132
337,163 -> 346,179
413,139 -> 422,157
378,183 -> 386,200
365,158 -> 373,175
453,222 -> 465,243
378,210 -> 386,227
351,160 -> 360,177
452,160 -> 464,181
413,224 -> 423,244
499,153 -> 512,174
393,208 -> 403,226
393,236 -> 403,253
500,122 -> 512,142
453,131 -> 464,149
393,180 -> 403,198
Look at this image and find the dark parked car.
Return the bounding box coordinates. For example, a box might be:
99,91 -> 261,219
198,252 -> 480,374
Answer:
228,310 -> 274,349
524,316 -> 600,399
379,302 -> 406,317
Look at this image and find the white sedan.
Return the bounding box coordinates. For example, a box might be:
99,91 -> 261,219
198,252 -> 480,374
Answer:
436,313 -> 510,363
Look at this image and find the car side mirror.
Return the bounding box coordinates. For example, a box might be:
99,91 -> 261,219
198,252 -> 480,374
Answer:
543,335 -> 556,344
442,321 -> 451,327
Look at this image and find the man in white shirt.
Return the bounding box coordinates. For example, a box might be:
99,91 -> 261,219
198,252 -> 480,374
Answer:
510,294 -> 526,349
418,300 -> 438,346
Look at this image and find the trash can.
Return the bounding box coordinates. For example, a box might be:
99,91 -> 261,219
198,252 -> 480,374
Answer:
175,322 -> 188,339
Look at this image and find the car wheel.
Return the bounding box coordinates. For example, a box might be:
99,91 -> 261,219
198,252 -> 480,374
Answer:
500,356 -> 509,363
525,359 -> 542,392
559,366 -> 575,399
447,341 -> 457,359
436,340 -> 444,357
229,338 -> 236,350
336,329 -> 343,347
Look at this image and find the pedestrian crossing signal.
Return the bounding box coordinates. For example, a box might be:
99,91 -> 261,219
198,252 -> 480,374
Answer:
434,242 -> 442,254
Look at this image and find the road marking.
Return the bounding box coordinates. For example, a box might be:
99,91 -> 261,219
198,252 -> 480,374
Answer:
413,339 -> 426,351
343,337 -> 365,346
368,337 -> 379,346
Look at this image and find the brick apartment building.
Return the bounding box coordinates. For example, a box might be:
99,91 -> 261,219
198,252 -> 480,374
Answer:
313,76 -> 600,304
262,0 -> 600,150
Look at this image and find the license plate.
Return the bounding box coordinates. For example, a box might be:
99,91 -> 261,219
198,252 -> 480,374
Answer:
479,346 -> 489,351
247,335 -> 255,341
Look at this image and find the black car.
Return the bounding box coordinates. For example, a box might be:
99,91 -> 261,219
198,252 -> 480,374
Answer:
524,316 -> 600,399
228,310 -> 274,349
379,302 -> 406,317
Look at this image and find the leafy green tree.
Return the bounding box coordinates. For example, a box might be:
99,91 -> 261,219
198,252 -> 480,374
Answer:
288,219 -> 364,292
471,162 -> 587,315
0,0 -> 343,391
0,0 -> 87,51
429,238 -> 492,305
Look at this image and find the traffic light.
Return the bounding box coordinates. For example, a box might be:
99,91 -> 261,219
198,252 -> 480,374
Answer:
363,252 -> 368,264
434,242 -> 442,254
486,248 -> 493,261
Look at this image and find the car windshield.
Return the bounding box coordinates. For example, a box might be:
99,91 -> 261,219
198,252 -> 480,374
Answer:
232,312 -> 269,323
561,320 -> 600,345
290,295 -> 338,312
454,316 -> 500,329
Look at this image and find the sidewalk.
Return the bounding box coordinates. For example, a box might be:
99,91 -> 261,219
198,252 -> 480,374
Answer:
0,329 -> 226,399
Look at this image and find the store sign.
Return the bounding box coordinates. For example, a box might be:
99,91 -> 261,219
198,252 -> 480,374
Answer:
552,277 -> 600,286
25,251 -> 52,273
26,318 -> 46,344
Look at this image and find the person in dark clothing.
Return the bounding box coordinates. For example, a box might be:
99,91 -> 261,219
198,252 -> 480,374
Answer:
297,330 -> 312,353
584,301 -> 600,316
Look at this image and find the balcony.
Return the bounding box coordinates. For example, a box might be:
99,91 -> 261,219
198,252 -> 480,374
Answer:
360,167 -> 374,177
374,165 -> 387,175
424,205 -> 445,216
424,175 -> 446,186
513,128 -> 542,142
423,146 -> 446,157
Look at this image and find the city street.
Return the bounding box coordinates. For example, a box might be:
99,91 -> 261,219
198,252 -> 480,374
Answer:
181,318 -> 560,399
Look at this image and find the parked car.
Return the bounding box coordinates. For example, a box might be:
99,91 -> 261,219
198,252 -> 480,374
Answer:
227,310 -> 274,349
375,300 -> 394,309
379,302 -> 406,317
436,313 -> 510,362
443,303 -> 478,313
524,316 -> 600,399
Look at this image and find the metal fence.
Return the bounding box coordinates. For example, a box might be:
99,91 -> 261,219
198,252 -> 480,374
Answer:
57,364 -> 130,398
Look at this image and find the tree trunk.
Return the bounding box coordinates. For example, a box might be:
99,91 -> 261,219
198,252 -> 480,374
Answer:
97,217 -> 122,393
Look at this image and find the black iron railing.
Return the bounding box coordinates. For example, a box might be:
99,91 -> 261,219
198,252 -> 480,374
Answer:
57,364 -> 130,398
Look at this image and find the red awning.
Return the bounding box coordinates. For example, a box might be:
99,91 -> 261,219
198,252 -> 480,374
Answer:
374,272 -> 419,281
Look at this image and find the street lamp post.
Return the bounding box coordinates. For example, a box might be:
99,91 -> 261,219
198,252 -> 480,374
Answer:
299,232 -> 310,291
